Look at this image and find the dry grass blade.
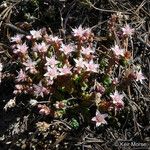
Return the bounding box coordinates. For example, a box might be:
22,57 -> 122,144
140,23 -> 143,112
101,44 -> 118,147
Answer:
0,6 -> 13,28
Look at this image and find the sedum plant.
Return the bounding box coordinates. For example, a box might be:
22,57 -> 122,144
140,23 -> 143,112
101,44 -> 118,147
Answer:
1,14 -> 146,128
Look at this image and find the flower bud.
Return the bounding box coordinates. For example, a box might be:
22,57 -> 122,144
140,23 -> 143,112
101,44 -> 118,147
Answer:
128,72 -> 137,80
29,99 -> 38,106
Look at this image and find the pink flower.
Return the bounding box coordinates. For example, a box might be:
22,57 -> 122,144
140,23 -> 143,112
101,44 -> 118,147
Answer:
81,46 -> 94,55
111,45 -> 124,56
33,42 -> 49,53
47,35 -> 62,44
72,25 -> 85,38
91,110 -> 108,127
14,43 -> 28,54
44,66 -> 58,80
136,70 -> 145,83
30,30 -> 42,39
59,44 -> 74,55
11,34 -> 23,43
33,82 -> 49,97
23,58 -> 37,74
110,90 -> 124,110
72,25 -> 92,40
74,57 -> 86,68
58,65 -> 72,75
84,60 -> 99,72
122,24 -> 134,36
16,69 -> 27,82
45,56 -> 58,68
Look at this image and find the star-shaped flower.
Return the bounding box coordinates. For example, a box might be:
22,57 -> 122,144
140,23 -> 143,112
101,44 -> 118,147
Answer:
23,58 -> 37,74
59,44 -> 74,55
16,69 -> 27,82
74,57 -> 86,69
11,34 -> 23,43
33,82 -> 49,98
58,65 -> 72,75
14,43 -> 28,54
45,56 -> 59,68
110,90 -> 124,110
91,110 -> 108,127
72,25 -> 85,38
33,42 -> 49,53
30,30 -> 42,39
122,24 -> 134,36
84,60 -> 99,73
48,35 -> 62,44
44,66 -> 58,80
81,46 -> 94,55
72,25 -> 92,40
136,70 -> 145,83
111,45 -> 124,56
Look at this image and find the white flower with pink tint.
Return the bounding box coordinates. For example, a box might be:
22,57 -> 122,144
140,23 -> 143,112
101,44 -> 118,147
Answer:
14,43 -> 28,54
135,70 -> 145,83
11,34 -> 23,43
72,25 -> 85,38
81,46 -> 94,55
23,58 -> 37,74
16,69 -> 27,82
44,66 -> 58,80
122,24 -> 134,36
72,25 -> 92,40
45,56 -> 58,68
91,110 -> 108,127
48,35 -> 62,44
59,44 -> 74,55
84,60 -> 99,73
74,57 -> 86,69
111,45 -> 124,56
58,65 -> 72,75
110,90 -> 124,110
33,82 -> 49,97
30,30 -> 42,39
33,42 -> 49,53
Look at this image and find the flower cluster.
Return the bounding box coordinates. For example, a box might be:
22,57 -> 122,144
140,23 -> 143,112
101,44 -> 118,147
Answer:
6,22 -> 146,127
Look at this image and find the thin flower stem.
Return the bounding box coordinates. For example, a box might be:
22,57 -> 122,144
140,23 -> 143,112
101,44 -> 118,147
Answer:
37,101 -> 50,104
